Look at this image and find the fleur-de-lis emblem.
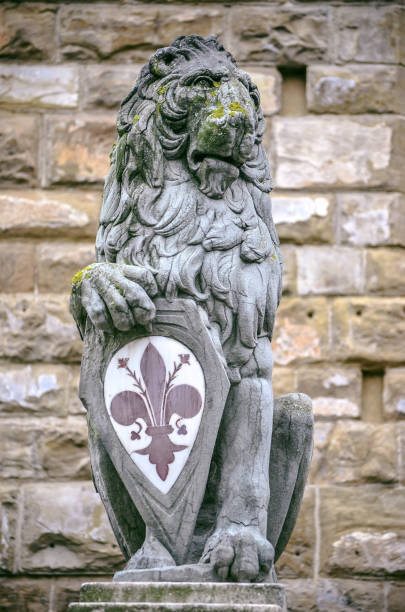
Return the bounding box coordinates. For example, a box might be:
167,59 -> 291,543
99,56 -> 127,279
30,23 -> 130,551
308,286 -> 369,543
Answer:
110,343 -> 202,481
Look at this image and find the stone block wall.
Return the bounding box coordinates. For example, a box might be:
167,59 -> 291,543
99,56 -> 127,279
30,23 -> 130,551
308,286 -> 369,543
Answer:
0,1 -> 404,610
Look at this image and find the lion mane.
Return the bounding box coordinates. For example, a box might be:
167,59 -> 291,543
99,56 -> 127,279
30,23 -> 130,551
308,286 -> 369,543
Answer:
96,35 -> 281,368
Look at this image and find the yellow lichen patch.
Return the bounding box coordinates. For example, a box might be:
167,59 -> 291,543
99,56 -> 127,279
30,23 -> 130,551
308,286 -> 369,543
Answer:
158,84 -> 167,95
213,81 -> 220,88
209,105 -> 225,119
229,101 -> 248,115
132,114 -> 140,125
71,264 -> 94,288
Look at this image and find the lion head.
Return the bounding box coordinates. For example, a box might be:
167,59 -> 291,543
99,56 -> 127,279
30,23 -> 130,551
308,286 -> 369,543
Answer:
97,35 -> 272,264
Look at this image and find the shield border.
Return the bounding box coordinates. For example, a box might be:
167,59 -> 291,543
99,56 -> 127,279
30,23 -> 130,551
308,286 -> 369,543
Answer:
79,297 -> 230,565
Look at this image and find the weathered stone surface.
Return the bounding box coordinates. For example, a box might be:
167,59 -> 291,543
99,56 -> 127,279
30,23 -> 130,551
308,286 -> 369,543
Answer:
365,248 -> 405,296
339,192 -> 405,247
332,6 -> 404,64
0,112 -> 39,185
310,421 -> 398,485
275,486 -> 315,579
272,366 -> 295,399
230,6 -> 329,65
331,297 -> 405,364
55,578 -> 101,612
0,65 -> 79,109
45,114 -> 116,185
37,242 -> 95,293
21,482 -> 124,573
0,417 -> 89,480
328,531 -> 405,578
37,417 -> 90,479
246,69 -> 281,116
59,5 -> 225,62
273,116 -> 405,190
307,64 -> 405,114
0,363 -> 83,416
0,578 -> 51,611
319,486 -> 405,576
0,241 -> 35,292
0,3 -> 56,61
81,65 -> 141,109
296,364 -> 361,419
0,294 -> 81,363
272,298 -> 330,365
0,190 -> 100,238
296,246 -> 364,296
317,578 -> 385,612
387,582 -> 405,612
272,193 -> 334,245
383,368 -> 405,420
282,580 -> 317,612
0,485 -> 19,573
279,244 -> 296,295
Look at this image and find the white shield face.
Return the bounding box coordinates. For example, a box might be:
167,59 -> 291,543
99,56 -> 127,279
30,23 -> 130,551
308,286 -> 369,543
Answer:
104,336 -> 205,494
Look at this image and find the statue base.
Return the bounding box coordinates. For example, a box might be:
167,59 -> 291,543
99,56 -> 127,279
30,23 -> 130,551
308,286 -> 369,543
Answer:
68,581 -> 287,611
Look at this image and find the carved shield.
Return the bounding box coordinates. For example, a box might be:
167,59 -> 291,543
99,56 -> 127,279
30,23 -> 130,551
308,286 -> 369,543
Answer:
79,298 -> 229,565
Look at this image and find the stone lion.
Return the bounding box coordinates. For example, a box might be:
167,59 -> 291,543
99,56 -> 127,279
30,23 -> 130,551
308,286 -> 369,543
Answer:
71,35 -> 312,583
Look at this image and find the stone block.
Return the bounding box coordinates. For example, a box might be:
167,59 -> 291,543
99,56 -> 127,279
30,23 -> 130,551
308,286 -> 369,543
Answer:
332,6 -> 404,63
37,416 -> 90,480
365,248 -> 405,296
338,192 -> 405,247
0,112 -> 39,186
0,241 -> 35,292
229,6 -> 329,65
296,364 -> 361,419
275,486 -> 315,579
316,578 -> 385,612
0,363 -> 82,417
37,242 -> 95,294
273,366 -> 295,399
0,190 -> 101,239
272,297 -> 330,366
0,3 -> 56,61
383,368 -> 405,420
0,294 -> 81,363
0,416 -> 88,480
0,578 -> 51,611
319,486 -> 405,577
310,421 -> 398,485
307,64 -> 405,114
282,580 -> 317,612
279,244 -> 296,295
296,246 -> 364,296
59,5 -> 225,62
331,297 -> 405,364
21,482 -> 123,573
0,485 -> 19,573
273,116 -> 405,190
0,64 -> 79,110
272,193 -> 334,245
81,65 -> 141,110
387,582 -> 405,612
246,68 -> 281,115
45,114 -> 116,185
0,419 -> 41,479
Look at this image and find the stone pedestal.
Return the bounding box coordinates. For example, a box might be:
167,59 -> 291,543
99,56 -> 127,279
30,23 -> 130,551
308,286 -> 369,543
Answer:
68,581 -> 287,611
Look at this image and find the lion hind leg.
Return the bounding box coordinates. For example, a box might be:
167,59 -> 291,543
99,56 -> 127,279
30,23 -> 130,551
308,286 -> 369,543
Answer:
267,393 -> 314,563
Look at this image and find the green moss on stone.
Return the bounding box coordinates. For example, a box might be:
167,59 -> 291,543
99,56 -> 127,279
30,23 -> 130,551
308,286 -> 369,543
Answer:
132,114 -> 140,125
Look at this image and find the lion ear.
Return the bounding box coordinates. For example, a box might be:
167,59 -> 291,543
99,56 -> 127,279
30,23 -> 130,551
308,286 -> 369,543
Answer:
149,47 -> 181,77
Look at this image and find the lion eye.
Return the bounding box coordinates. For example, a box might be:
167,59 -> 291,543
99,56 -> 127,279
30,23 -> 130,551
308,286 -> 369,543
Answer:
192,76 -> 215,88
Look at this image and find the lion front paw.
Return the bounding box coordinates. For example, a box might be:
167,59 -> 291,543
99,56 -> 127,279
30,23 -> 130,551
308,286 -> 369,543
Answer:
201,526 -> 274,582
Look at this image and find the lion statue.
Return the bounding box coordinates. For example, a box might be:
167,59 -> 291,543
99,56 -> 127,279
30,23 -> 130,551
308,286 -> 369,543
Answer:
71,35 -> 313,583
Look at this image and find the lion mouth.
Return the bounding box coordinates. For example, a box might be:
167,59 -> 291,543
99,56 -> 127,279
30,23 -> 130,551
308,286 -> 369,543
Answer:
192,155 -> 240,200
